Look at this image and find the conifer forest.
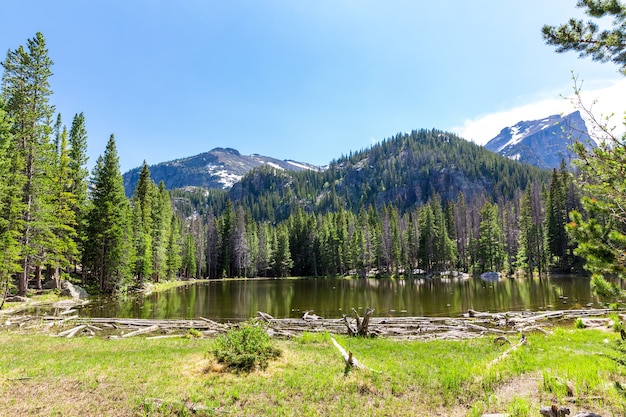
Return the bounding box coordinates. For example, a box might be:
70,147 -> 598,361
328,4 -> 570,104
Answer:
0,31 -> 615,300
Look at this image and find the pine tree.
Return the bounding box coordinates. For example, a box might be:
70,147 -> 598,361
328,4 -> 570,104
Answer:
182,232 -> 197,278
546,163 -> 569,270
84,135 -> 134,292
272,224 -> 293,277
0,98 -> 23,306
542,0 -> 626,74
150,181 -> 172,282
131,162 -> 154,282
543,2 -> 626,283
46,125 -> 78,288
166,215 -> 182,279
218,200 -> 234,277
476,202 -> 505,273
68,112 -> 89,273
2,32 -> 55,295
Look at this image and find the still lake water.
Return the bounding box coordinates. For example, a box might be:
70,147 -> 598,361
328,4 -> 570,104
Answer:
79,275 -> 611,320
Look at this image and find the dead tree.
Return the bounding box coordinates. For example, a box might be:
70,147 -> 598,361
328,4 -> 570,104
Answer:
343,308 -> 375,337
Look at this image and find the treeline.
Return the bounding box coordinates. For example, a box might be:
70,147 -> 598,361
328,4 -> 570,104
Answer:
0,33 -> 187,298
179,160 -> 580,279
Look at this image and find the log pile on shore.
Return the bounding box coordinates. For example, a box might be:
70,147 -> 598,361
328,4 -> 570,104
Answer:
0,307 -> 616,340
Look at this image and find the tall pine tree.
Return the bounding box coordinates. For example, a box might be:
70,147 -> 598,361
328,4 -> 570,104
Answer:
84,135 -> 134,292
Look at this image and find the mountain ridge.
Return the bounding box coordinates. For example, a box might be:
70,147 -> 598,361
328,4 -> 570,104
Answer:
484,111 -> 595,169
122,147 -> 322,196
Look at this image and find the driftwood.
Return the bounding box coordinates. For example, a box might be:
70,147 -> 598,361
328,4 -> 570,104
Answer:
487,334 -> 527,368
343,308 -> 375,337
256,311 -> 274,323
121,324 -> 160,338
57,325 -> 87,338
330,335 -> 365,370
0,307 -> 618,341
302,310 -> 323,320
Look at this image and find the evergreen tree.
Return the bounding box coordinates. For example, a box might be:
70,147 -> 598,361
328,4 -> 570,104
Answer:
2,32 -> 55,295
166,215 -> 182,279
271,224 -> 292,277
84,135 -> 134,292
542,0 -> 626,74
47,125 -> 78,288
218,200 -> 234,277
182,232 -> 197,278
0,98 -> 23,306
476,202 -> 505,273
151,182 -> 172,282
68,112 -> 89,273
205,212 -> 219,278
131,162 -> 154,282
546,163 -> 570,270
544,0 -> 626,284
256,221 -> 272,277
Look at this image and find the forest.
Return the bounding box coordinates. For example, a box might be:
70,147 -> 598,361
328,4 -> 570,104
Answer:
0,31 -> 609,301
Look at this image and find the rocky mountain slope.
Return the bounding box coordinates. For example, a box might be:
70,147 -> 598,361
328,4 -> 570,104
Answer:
484,111 -> 595,169
123,147 -> 322,196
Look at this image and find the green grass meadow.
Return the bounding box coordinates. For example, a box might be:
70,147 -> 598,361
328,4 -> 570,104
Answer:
0,327 -> 624,416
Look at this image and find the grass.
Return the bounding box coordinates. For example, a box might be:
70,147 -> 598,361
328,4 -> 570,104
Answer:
0,327 -> 624,416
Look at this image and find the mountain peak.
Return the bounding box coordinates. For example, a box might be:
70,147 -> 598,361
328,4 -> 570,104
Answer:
484,111 -> 594,169
211,147 -> 241,156
122,148 -> 321,196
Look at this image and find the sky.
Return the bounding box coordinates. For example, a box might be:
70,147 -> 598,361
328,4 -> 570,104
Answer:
1,1 -> 625,173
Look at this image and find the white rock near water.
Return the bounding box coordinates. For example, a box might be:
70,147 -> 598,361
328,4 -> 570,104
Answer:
60,280 -> 89,299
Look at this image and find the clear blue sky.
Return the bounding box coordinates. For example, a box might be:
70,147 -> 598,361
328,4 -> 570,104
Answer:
1,1 -> 623,173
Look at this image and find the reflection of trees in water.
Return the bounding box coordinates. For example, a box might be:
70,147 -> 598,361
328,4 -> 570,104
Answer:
82,275 -> 600,319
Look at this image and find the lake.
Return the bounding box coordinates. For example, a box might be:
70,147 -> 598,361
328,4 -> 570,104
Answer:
79,274 -> 611,320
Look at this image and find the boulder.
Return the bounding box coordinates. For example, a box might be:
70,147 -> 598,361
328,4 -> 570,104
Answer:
61,280 -> 89,299
480,272 -> 502,282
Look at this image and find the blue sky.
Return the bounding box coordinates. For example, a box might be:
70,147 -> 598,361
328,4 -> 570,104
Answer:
1,1 -> 624,173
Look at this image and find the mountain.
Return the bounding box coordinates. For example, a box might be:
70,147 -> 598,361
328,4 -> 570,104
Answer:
227,129 -> 550,222
484,111 -> 595,169
122,147 -> 322,196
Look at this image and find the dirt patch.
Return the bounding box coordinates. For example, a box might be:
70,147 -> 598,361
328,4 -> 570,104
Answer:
0,376 -> 134,416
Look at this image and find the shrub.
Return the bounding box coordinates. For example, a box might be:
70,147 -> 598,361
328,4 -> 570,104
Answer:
210,320 -> 281,372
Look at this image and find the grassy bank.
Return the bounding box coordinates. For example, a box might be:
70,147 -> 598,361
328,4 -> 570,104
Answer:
0,327 -> 625,416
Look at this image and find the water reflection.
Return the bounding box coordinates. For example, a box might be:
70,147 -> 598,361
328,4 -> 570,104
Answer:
79,275 -> 611,320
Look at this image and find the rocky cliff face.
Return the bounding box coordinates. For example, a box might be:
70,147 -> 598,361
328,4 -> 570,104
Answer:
484,111 -> 595,169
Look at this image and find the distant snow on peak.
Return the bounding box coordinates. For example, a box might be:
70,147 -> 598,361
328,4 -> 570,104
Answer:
484,111 -> 595,170
122,146 -> 323,195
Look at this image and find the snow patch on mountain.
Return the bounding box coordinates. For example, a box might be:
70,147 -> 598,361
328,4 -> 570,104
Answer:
484,111 -> 595,170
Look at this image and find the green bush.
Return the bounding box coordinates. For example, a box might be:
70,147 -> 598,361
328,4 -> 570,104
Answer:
210,320 -> 281,372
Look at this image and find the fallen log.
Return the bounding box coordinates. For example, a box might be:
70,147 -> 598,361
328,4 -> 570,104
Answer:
256,311 -> 274,323
487,334 -> 527,368
121,324 -> 160,338
330,335 -> 365,370
57,324 -> 86,338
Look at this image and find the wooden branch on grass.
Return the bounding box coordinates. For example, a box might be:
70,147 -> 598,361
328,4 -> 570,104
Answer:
56,325 -> 86,338
330,335 -> 365,370
487,334 -> 527,368
121,324 -> 160,338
